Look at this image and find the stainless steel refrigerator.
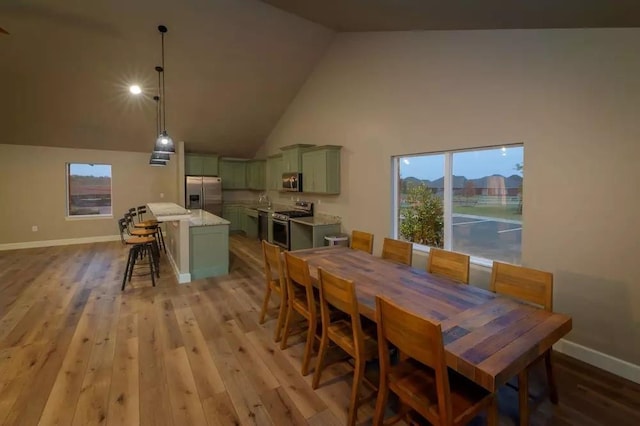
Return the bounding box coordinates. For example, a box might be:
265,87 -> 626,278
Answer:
185,176 -> 222,216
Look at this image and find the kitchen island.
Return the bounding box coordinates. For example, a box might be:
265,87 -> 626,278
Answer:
147,203 -> 230,283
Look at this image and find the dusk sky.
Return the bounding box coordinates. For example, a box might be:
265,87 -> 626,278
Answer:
399,146 -> 523,180
69,163 -> 112,177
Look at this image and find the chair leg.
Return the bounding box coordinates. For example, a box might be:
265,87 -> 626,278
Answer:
518,369 -> 529,426
301,316 -> 316,376
122,247 -> 134,291
373,376 -> 389,426
312,332 -> 330,389
274,296 -> 287,342
545,351 -> 559,404
259,286 -> 272,324
347,358 -> 365,426
157,224 -> 167,253
147,244 -> 156,287
280,303 -> 294,350
128,246 -> 139,282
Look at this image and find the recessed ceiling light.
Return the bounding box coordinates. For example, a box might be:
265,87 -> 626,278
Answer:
129,85 -> 142,95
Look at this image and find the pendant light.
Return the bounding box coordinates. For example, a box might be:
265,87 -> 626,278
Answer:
153,24 -> 175,154
149,93 -> 167,165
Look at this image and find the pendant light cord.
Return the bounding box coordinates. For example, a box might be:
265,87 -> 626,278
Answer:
161,30 -> 166,133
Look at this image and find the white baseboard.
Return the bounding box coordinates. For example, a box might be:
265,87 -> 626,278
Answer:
164,246 -> 191,284
0,235 -> 121,251
554,338 -> 640,384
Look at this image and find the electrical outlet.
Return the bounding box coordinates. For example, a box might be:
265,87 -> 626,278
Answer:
160,192 -> 164,198
31,225 -> 38,232
317,199 -> 321,205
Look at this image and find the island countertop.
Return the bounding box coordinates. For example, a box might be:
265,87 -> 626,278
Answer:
147,202 -> 191,221
189,209 -> 231,227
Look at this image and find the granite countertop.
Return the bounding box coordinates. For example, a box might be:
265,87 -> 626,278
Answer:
290,214 -> 342,226
147,202 -> 191,221
189,209 -> 231,227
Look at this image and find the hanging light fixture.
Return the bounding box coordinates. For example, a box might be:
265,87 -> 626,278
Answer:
149,91 -> 168,166
153,24 -> 175,154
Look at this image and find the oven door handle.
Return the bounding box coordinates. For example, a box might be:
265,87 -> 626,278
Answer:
273,218 -> 288,225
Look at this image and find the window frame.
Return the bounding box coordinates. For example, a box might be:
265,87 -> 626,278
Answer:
65,162 -> 113,220
392,143 -> 523,267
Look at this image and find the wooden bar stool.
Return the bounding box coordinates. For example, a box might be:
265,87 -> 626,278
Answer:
118,218 -> 157,290
130,212 -> 166,254
136,205 -> 147,222
124,213 -> 160,276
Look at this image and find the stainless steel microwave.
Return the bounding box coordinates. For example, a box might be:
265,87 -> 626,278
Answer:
282,172 -> 302,192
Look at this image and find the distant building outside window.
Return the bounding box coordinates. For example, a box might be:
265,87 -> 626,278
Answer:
392,145 -> 523,264
66,163 -> 113,217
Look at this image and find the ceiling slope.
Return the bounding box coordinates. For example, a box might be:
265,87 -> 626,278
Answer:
261,0 -> 640,32
0,0 -> 333,155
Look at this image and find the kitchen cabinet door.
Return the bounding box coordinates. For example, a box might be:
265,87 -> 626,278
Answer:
267,155 -> 283,190
220,160 -> 247,189
201,156 -> 219,176
185,154 -> 203,175
301,146 -> 341,194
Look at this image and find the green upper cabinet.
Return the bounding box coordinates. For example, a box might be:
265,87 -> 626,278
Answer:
267,154 -> 283,190
219,159 -> 247,189
301,145 -> 342,194
185,154 -> 219,176
280,144 -> 314,173
246,160 -> 266,191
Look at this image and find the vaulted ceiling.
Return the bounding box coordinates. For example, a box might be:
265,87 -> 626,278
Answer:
2,0 -> 639,155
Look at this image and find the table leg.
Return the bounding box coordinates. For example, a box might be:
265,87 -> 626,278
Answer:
519,369 -> 529,426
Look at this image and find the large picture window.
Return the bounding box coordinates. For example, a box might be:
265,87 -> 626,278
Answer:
393,145 -> 523,264
66,163 -> 112,217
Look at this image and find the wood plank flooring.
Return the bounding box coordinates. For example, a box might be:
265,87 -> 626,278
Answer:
0,235 -> 638,425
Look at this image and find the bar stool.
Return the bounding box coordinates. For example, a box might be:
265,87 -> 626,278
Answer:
118,218 -> 157,290
124,213 -> 160,276
135,206 -> 167,254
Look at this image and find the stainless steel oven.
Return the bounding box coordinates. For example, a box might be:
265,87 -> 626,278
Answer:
271,201 -> 314,250
272,217 -> 289,249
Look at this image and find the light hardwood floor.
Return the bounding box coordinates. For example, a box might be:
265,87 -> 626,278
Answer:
0,235 -> 639,425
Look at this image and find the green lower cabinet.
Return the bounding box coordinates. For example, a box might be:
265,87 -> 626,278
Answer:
222,206 -> 241,232
289,222 -> 341,251
244,208 -> 259,238
189,225 -> 229,280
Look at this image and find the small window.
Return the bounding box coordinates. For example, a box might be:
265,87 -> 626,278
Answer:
394,145 -> 523,264
66,163 -> 112,217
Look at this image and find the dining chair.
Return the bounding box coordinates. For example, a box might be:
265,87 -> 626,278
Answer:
427,248 -> 470,284
312,267 -> 378,426
281,251 -> 319,376
351,230 -> 374,254
258,240 -> 288,342
374,295 -> 497,426
381,238 -> 412,266
490,261 -> 558,418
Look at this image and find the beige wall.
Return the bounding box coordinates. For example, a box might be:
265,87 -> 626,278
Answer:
0,144 -> 178,244
256,28 -> 640,364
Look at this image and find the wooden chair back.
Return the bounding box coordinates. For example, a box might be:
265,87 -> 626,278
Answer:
262,240 -> 286,295
350,230 -> 374,254
427,248 -> 470,284
490,261 -> 553,311
283,252 -> 317,317
381,238 -> 413,266
317,268 -> 365,354
376,295 -> 452,422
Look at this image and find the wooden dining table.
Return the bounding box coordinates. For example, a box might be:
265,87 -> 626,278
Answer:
290,245 -> 572,424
